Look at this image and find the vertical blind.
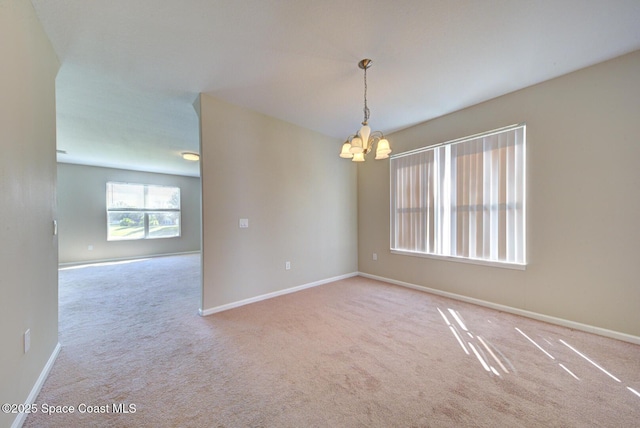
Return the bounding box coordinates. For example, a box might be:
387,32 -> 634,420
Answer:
390,124 -> 526,266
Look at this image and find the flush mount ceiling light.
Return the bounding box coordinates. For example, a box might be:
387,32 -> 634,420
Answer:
339,59 -> 391,162
182,152 -> 200,161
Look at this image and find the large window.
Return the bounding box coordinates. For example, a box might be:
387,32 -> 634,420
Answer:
106,182 -> 181,241
390,124 -> 526,268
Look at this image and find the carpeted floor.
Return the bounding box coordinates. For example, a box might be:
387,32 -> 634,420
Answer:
24,254 -> 640,427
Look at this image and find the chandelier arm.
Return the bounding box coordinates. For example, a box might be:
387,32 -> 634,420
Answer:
359,131 -> 384,154
369,130 -> 384,140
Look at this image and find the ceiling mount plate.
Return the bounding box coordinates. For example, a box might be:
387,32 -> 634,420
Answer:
358,59 -> 372,70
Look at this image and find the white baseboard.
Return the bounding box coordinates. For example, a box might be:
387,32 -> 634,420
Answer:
12,343 -> 61,428
58,251 -> 201,268
359,272 -> 640,346
199,272 -> 359,316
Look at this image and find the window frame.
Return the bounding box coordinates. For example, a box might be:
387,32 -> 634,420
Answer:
106,182 -> 181,241
390,124 -> 526,270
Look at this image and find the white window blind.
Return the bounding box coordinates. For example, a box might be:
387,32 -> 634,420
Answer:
390,124 -> 526,267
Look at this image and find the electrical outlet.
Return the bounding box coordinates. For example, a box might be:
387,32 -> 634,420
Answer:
88,245 -> 93,251
24,329 -> 31,353
285,261 -> 291,270
239,218 -> 249,228
372,253 -> 378,261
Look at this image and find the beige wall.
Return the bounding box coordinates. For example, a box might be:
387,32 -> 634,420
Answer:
358,50 -> 640,337
57,163 -> 201,264
199,95 -> 357,311
0,0 -> 60,426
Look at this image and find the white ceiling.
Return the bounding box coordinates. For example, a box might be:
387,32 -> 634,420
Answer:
31,0 -> 640,177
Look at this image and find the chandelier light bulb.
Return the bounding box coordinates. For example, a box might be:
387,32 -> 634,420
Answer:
349,137 -> 364,154
352,152 -> 365,162
340,142 -> 354,158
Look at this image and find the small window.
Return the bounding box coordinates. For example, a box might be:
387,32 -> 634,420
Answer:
390,124 -> 526,268
106,182 -> 181,241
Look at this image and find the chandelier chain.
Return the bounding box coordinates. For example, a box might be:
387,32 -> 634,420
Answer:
363,66 -> 370,125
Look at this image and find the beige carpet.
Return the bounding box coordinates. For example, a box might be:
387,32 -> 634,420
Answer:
24,254 -> 639,427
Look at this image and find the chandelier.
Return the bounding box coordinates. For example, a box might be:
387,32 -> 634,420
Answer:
339,59 -> 391,162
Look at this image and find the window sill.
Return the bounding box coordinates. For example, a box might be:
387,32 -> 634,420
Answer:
390,249 -> 526,271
